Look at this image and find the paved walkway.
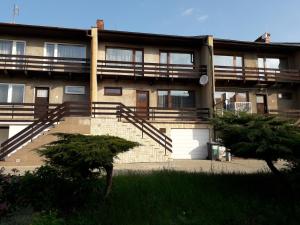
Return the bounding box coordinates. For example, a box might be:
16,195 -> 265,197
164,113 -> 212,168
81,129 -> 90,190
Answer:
114,159 -> 286,174
1,159 -> 287,175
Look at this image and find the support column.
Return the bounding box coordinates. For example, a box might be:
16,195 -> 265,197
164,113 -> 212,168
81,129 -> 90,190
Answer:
90,27 -> 98,103
206,35 -> 215,118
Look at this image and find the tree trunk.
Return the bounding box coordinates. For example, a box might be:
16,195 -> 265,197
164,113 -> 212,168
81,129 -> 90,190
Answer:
265,159 -> 296,216
265,159 -> 283,177
104,164 -> 113,198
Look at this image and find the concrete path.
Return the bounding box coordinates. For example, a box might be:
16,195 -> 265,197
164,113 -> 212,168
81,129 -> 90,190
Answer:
1,159 -> 287,175
114,159 -> 286,174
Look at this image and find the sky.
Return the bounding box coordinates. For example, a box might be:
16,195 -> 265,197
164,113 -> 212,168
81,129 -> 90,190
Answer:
1,0 -> 300,42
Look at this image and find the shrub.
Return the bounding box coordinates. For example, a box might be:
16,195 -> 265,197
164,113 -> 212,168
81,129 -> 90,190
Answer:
37,133 -> 139,197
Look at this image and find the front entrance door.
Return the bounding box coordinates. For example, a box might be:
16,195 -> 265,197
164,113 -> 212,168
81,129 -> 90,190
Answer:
34,87 -> 49,118
256,94 -> 267,114
136,90 -> 149,119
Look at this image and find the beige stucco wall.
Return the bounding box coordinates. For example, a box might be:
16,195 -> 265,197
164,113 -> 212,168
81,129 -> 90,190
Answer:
0,75 -> 89,104
0,35 -> 90,57
97,42 -> 195,63
97,79 -> 206,108
216,87 -> 300,113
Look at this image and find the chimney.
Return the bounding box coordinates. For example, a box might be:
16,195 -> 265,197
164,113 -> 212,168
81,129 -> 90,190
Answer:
96,19 -> 104,30
255,32 -> 271,43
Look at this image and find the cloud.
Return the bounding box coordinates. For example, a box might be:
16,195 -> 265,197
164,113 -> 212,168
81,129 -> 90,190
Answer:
196,15 -> 208,22
181,8 -> 208,23
182,8 -> 194,16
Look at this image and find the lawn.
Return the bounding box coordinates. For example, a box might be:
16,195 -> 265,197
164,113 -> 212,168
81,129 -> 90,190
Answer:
1,170 -> 299,225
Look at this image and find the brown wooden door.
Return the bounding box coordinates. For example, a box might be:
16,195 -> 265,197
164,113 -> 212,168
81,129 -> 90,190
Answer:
34,87 -> 49,118
136,90 -> 149,119
256,95 -> 267,114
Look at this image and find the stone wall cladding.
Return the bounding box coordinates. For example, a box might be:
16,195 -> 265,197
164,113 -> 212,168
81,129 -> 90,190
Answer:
90,117 -> 172,163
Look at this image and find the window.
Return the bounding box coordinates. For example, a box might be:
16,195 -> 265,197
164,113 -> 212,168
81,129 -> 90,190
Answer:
45,43 -> 86,58
157,90 -> 168,108
104,87 -> 122,96
278,92 -> 293,100
215,91 -> 248,103
0,40 -> 25,55
214,55 -> 243,76
157,90 -> 195,108
258,57 -> 287,69
160,51 -> 193,65
258,57 -> 287,80
0,83 -> 25,103
214,55 -> 243,67
65,86 -> 85,95
106,47 -> 143,62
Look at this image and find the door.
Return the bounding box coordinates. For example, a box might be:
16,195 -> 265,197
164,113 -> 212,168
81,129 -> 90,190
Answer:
256,95 -> 267,114
171,128 -> 210,159
34,87 -> 49,118
136,90 -> 149,119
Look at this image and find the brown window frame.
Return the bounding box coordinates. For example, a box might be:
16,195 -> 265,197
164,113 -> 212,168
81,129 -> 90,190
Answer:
213,54 -> 244,67
157,89 -> 196,108
257,55 -> 288,69
104,87 -> 122,96
105,46 -> 144,63
159,50 -> 194,65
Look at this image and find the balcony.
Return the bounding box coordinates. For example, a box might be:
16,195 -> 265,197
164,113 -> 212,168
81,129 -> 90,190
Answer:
0,54 -> 90,75
0,102 -> 210,123
269,109 -> 300,119
215,101 -> 252,115
214,65 -> 300,83
97,60 -> 207,80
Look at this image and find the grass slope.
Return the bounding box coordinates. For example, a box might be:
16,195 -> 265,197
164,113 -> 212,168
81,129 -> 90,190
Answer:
1,170 -> 299,225
69,171 -> 299,225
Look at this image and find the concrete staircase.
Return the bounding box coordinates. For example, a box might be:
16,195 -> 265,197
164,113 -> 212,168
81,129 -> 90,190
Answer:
91,117 -> 171,163
0,117 -> 90,166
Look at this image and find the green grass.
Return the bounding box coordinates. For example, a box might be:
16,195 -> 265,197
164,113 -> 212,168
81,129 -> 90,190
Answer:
2,170 -> 300,225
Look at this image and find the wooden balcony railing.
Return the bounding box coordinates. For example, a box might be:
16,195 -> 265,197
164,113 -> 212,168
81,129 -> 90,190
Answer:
269,109 -> 300,119
97,60 -> 207,79
127,107 -> 210,121
0,102 -> 209,122
0,102 -> 60,122
0,54 -> 90,74
214,65 -> 300,82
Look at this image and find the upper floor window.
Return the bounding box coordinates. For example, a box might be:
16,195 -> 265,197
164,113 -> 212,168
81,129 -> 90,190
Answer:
160,51 -> 193,65
257,57 -> 287,69
0,83 -> 25,103
45,43 -> 86,58
214,55 -> 243,67
106,47 -> 143,62
0,40 -> 25,55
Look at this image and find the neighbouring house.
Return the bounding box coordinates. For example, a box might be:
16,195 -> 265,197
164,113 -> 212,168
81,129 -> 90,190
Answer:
0,21 -> 299,166
214,33 -> 300,117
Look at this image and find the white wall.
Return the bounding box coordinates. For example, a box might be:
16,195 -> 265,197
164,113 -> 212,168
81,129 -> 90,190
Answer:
8,125 -> 28,138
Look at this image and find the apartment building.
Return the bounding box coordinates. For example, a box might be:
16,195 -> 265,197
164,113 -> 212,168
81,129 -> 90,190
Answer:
0,21 -> 213,166
0,21 -> 299,166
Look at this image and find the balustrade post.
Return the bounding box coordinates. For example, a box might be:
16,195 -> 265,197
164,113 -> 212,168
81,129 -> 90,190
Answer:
164,136 -> 167,156
141,120 -> 144,138
12,104 -> 14,119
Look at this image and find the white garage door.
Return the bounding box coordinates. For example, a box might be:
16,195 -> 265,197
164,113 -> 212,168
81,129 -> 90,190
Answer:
171,128 -> 210,159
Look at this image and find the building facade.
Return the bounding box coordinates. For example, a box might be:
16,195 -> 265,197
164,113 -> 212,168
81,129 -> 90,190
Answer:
0,21 -> 299,166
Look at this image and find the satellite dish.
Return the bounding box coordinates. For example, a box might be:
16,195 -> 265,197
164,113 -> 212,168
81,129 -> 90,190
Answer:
199,75 -> 209,86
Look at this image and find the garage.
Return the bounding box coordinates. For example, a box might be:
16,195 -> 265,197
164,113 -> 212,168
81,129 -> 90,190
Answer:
170,128 -> 210,159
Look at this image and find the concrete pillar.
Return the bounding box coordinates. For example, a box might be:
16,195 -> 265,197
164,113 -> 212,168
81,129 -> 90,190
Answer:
207,35 -> 215,117
90,27 -> 98,103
